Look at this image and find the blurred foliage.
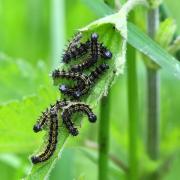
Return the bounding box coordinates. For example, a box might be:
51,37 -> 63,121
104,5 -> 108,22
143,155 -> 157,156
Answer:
0,0 -> 180,179
155,18 -> 176,49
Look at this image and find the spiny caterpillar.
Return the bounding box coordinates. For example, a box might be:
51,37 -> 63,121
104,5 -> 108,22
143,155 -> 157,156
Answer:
88,64 -> 109,83
52,69 -> 91,99
31,101 -> 96,163
33,100 -> 69,133
31,32 -> 113,164
52,64 -> 109,99
62,33 -> 90,64
31,107 -> 59,164
61,103 -> 97,136
70,63 -> 110,99
33,108 -> 49,133
66,32 -> 82,51
64,64 -> 109,99
70,33 -> 112,72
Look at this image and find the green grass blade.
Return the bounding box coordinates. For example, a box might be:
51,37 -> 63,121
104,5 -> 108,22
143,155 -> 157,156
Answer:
127,22 -> 180,79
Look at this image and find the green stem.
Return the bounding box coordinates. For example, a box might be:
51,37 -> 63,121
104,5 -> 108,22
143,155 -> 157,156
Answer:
127,12 -> 138,180
147,7 -> 160,160
98,96 -> 111,180
147,8 -> 159,38
146,6 -> 160,179
147,68 -> 160,160
50,0 -> 65,69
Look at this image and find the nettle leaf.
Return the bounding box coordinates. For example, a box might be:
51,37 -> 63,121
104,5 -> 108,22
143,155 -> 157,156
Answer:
0,54 -> 57,152
27,0 -> 146,179
0,53 -> 49,103
0,87 -> 58,154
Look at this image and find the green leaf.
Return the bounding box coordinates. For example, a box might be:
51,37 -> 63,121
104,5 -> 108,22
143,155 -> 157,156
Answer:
0,55 -> 58,178
0,53 -> 50,103
0,87 -> 57,153
0,55 -> 57,154
27,0 -> 146,179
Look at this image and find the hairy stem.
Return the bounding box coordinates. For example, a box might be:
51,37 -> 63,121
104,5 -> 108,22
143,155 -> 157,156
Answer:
98,96 -> 111,180
127,11 -> 139,180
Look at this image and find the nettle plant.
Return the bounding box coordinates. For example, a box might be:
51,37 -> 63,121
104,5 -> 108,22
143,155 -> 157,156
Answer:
24,0 -> 180,179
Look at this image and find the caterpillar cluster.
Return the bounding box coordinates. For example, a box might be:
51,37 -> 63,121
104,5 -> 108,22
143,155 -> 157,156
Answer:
31,32 -> 112,164
31,100 -> 96,164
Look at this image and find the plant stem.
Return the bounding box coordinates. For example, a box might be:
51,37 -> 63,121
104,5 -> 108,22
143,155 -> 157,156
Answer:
147,68 -> 160,160
98,95 -> 111,180
146,6 -> 160,179
147,8 -> 159,39
127,11 -> 139,180
50,0 -> 65,69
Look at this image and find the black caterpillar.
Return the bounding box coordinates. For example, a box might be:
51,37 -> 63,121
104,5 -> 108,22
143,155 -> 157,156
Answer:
66,32 -> 82,51
33,100 -> 69,133
70,33 -> 112,72
33,108 -> 49,133
31,100 -> 95,163
52,69 -> 91,99
62,103 -> 97,136
64,64 -> 109,99
88,64 -> 109,83
62,32 -> 90,63
70,63 -> 109,99
31,107 -> 59,164
31,32 -> 112,164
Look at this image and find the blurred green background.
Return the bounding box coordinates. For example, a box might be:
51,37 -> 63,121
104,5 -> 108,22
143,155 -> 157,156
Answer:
0,0 -> 180,179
